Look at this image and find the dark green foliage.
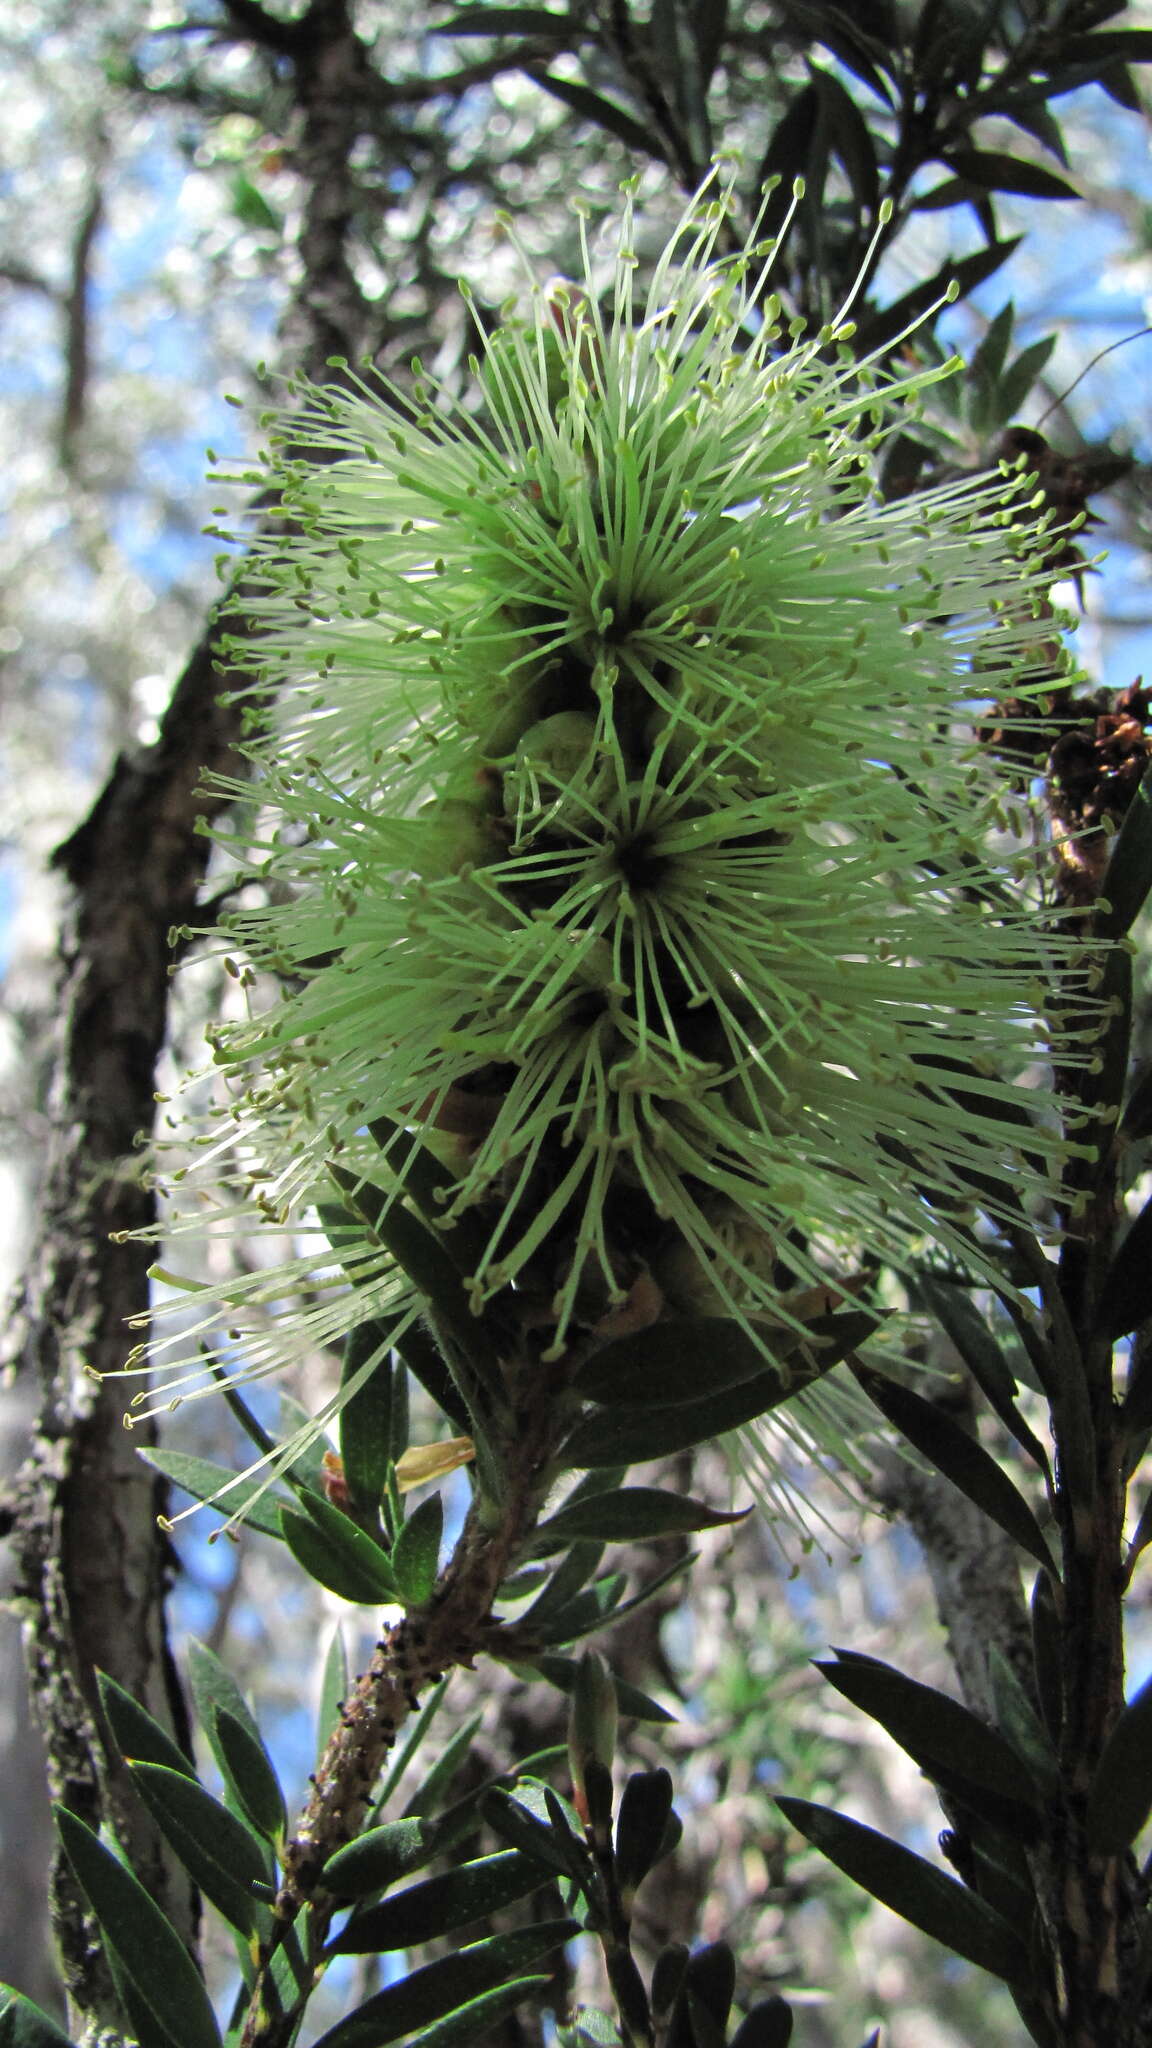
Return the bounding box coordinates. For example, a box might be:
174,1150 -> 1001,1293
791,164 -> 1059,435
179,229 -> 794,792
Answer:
564,1314 -> 875,1466
0,1991 -> 76,2048
330,1850 -> 543,1954
280,1495 -> 398,1605
127,1762 -> 271,1935
520,1653 -> 676,1724
309,1923 -> 580,2048
1099,762 -> 1152,939
1086,1672 -> 1152,1852
614,1769 -> 675,1899
212,1708 -> 287,1844
728,1997 -> 793,2048
391,1492 -> 444,1608
323,1817 -> 444,1899
339,1320 -> 396,1511
776,1798 -> 1027,1984
97,1669 -> 196,1780
54,1808 -> 222,2048
815,1651 -> 1043,1837
853,1366 -> 1053,1570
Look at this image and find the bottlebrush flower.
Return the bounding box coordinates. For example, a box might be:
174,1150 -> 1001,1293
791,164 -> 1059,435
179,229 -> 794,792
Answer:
138,178 -> 1099,1465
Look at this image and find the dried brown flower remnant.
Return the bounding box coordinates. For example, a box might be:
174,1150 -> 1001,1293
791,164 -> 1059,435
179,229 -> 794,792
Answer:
1048,681 -> 1152,907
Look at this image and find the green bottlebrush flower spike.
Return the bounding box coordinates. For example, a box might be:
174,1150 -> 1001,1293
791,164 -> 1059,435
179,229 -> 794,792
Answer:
138,176 -> 1100,1494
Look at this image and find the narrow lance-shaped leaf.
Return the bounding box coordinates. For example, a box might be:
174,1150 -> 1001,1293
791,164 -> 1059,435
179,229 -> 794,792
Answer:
330,1850 -> 543,1955
535,1487 -> 749,1544
323,1816 -> 441,1899
912,1275 -> 1049,1472
213,1708 -> 287,1844
127,1762 -> 269,1937
317,1625 -> 351,1765
565,1314 -> 876,1467
54,1808 -> 222,2048
776,1798 -> 1027,1984
1086,1671 -> 1152,1852
1099,763 -> 1152,938
97,1669 -> 197,1781
0,1989 -> 78,2048
391,1492 -> 444,1608
186,1638 -> 262,1781
310,1922 -> 580,2048
280,1494 -> 399,1605
339,1319 -> 394,1511
1100,1191 -> 1152,1347
816,1653 -> 1043,1832
140,1448 -> 289,1539
519,1652 -> 675,1724
401,1981 -> 554,2048
853,1366 -> 1053,1572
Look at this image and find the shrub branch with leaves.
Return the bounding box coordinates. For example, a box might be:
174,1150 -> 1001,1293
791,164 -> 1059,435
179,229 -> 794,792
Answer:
12,7 -> 1152,2048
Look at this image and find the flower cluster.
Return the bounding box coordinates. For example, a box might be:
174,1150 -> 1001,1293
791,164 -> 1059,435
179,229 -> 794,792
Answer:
149,181 -> 1097,1455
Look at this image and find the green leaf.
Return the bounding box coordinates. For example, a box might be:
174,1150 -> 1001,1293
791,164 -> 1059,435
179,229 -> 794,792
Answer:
524,1653 -> 675,1724
213,1708 -> 286,1843
482,1788 -> 586,1881
1099,1190 -> 1152,1346
186,1638 -> 262,1780
520,1538 -> 605,1612
816,1653 -> 1043,1833
1099,765 -> 1152,938
331,1850 -> 543,1954
317,1625 -> 351,1765
127,1763 -> 269,1936
1030,1570 -> 1063,1741
323,1816 -> 441,1898
775,1798 -> 1026,1983
912,1276 -> 1048,1470
565,1315 -> 873,1465
329,1166 -> 503,1398
536,1487 -> 748,1544
729,1998 -> 793,2048
987,1650 -> 1058,1792
229,171 -> 281,233
97,1670 -> 196,1781
0,1989 -> 76,2048
431,5 -> 574,34
853,1368 -> 1053,1571
615,1769 -> 674,1897
139,1449 -> 288,1539
392,1492 -> 444,1608
54,1807 -> 222,2048
1086,1671 -> 1152,1852
527,1575 -> 627,1646
340,1321 -> 395,1510
968,300 -> 1016,392
310,1922 -> 580,2048
942,149 -> 1079,200
683,1944 -> 735,2048
573,1318 -> 781,1405
531,72 -> 663,158
280,1497 -> 398,1605
997,334 -> 1058,422
403,1981 -> 553,2048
